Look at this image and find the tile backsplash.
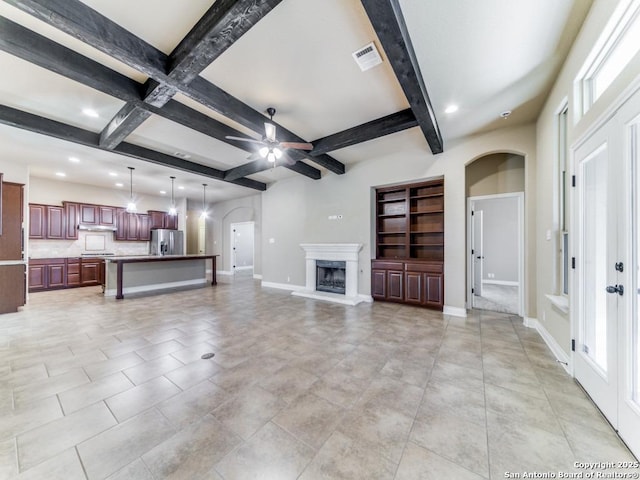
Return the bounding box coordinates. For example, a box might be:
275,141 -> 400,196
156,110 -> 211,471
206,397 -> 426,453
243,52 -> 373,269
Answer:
29,231 -> 148,258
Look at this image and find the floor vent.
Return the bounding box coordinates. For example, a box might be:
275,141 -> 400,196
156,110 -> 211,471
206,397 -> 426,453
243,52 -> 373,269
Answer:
352,42 -> 383,71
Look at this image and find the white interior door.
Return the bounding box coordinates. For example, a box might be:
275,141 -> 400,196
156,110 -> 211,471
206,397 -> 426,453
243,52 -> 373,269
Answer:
574,88 -> 640,457
472,209 -> 484,297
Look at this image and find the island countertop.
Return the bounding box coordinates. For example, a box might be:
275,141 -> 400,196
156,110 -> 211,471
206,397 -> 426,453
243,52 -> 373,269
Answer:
105,254 -> 219,299
105,254 -> 218,263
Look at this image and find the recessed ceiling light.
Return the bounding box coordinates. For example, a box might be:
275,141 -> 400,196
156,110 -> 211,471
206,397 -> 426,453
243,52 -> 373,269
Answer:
115,182 -> 124,187
500,110 -> 512,119
160,190 -> 166,195
55,172 -> 66,177
178,186 -> 185,190
444,105 -> 459,114
68,156 -> 80,163
109,172 -> 118,177
82,108 -> 99,118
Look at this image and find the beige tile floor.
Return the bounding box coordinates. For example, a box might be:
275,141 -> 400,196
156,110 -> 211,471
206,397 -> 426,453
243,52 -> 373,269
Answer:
0,275 -> 636,479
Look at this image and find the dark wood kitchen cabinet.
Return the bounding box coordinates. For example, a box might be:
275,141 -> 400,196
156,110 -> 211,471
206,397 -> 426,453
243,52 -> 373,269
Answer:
137,214 -> 150,241
148,210 -> 178,230
29,204 -> 66,240
28,258 -> 66,292
99,206 -> 116,226
115,210 -> 151,241
29,204 -> 46,239
29,257 -> 104,292
372,177 -> 445,311
63,202 -> 79,239
79,204 -> 98,224
80,258 -> 103,286
0,179 -> 26,314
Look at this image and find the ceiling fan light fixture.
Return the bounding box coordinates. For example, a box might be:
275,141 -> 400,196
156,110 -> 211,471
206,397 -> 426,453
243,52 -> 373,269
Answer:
273,147 -> 283,159
259,146 -> 269,158
267,151 -> 276,163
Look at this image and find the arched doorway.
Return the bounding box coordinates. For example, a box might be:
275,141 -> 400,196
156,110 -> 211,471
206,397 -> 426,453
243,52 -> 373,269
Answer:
466,152 -> 525,315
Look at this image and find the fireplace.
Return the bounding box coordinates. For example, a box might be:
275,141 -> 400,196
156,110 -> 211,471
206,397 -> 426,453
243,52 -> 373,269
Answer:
292,243 -> 369,305
316,260 -> 346,294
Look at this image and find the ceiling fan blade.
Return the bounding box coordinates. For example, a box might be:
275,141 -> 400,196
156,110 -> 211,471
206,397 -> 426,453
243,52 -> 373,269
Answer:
280,141 -> 313,150
265,122 -> 276,142
225,135 -> 264,145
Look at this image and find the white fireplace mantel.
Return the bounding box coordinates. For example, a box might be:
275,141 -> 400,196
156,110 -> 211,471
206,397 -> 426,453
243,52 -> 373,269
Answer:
292,243 -> 370,305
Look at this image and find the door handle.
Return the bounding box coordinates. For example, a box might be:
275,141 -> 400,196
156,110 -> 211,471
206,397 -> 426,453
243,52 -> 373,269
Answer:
476,256 -> 484,260
606,284 -> 624,295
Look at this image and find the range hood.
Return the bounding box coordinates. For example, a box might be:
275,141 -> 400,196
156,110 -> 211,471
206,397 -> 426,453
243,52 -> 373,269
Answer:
77,224 -> 117,232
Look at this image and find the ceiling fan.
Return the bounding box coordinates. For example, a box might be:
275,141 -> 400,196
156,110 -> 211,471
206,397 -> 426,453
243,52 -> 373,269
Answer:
225,107 -> 313,164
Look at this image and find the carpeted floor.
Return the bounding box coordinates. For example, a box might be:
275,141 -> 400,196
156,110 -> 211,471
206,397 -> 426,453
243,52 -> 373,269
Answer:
473,284 -> 519,315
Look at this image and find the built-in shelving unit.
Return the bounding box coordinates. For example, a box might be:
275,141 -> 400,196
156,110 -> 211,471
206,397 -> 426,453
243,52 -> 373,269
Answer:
373,177 -> 444,310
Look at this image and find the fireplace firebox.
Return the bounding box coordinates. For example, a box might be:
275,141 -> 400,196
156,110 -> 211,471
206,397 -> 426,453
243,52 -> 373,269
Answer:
316,260 -> 346,294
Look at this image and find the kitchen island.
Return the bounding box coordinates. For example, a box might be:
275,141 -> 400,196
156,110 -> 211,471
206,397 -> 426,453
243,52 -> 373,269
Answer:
104,255 -> 218,299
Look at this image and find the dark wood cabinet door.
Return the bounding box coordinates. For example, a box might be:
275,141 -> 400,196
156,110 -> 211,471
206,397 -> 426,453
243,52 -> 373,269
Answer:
29,204 -> 46,239
64,202 -> 79,239
114,208 -> 127,240
387,271 -> 404,301
371,270 -> 387,299
46,206 -> 65,239
80,204 -> 98,224
137,214 -> 150,241
424,273 -> 443,309
47,263 -> 66,288
148,210 -> 165,230
0,264 -> 25,313
165,213 -> 178,230
404,271 -> 423,304
81,262 -> 100,285
28,264 -> 47,291
99,206 -> 116,226
1,183 -> 24,261
126,213 -> 139,241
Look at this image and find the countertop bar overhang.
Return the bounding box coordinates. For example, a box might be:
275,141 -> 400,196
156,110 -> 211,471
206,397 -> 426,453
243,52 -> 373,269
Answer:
104,254 -> 219,299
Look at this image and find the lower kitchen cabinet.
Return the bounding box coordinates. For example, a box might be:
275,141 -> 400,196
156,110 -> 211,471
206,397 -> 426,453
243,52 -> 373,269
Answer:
29,257 -> 104,292
371,260 -> 444,311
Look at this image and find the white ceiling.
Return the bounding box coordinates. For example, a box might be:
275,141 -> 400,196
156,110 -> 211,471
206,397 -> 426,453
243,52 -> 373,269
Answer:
0,0 -> 592,204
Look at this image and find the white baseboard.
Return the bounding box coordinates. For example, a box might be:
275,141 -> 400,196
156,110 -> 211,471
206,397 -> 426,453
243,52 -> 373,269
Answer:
482,280 -> 519,286
443,305 -> 467,318
234,266 -> 253,271
217,270 -> 233,276
104,278 -> 207,297
261,281 -> 305,292
253,274 -> 262,280
523,317 -> 571,374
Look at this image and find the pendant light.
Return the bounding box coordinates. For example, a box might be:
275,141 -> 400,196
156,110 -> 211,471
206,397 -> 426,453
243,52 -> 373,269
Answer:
168,176 -> 177,216
126,167 -> 136,213
200,183 -> 208,219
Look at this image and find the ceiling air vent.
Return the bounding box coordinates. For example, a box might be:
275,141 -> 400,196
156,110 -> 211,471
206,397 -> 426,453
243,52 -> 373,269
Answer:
352,42 -> 382,72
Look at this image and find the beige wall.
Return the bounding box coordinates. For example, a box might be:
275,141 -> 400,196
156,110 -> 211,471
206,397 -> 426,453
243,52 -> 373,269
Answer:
261,124 -> 537,316
536,0 -> 640,355
466,153 -> 525,197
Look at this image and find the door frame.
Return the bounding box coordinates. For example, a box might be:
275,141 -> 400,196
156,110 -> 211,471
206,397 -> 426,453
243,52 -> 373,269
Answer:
466,192 -> 525,316
229,221 -> 255,273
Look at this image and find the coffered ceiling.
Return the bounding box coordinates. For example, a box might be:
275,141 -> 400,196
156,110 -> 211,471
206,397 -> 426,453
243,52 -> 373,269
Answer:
0,0 -> 592,203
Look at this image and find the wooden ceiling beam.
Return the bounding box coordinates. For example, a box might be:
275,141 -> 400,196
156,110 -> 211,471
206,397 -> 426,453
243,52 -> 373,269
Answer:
7,0 -> 346,175
310,108 -> 418,156
0,104 -> 266,191
360,0 -> 444,154
0,18 -> 320,182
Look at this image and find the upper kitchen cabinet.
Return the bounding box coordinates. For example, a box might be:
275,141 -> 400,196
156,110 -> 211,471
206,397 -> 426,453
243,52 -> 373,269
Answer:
29,204 -> 69,240
99,206 -> 116,227
63,202 -> 78,239
148,210 -> 178,230
29,204 -> 46,239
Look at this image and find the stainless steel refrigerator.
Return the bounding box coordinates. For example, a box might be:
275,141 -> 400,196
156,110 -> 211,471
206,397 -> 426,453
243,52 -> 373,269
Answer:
149,229 -> 184,256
